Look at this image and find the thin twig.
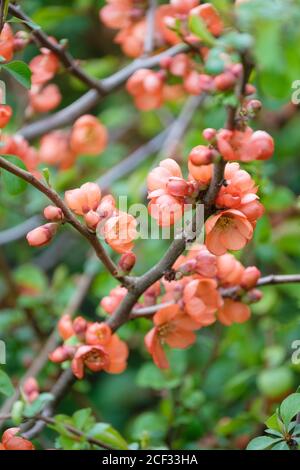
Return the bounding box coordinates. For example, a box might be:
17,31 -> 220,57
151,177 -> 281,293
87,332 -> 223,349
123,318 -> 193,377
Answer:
144,0 -> 157,56
18,43 -> 189,141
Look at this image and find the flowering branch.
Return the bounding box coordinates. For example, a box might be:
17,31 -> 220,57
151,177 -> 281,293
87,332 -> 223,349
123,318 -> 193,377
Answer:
19,41 -> 189,141
0,155 -> 130,285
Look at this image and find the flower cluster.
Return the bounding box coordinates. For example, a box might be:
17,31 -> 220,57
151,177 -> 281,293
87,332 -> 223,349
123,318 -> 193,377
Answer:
27,181 -> 137,255
38,114 -> 108,169
49,315 -> 128,379
147,115 -> 273,255
0,428 -> 35,451
99,1 -> 223,59
28,37 -> 61,115
143,244 -> 261,368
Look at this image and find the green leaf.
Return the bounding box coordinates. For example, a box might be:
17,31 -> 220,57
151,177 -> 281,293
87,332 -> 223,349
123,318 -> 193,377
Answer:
88,423 -> 128,450
265,412 -> 284,434
271,441 -> 290,450
73,408 -> 95,431
280,393 -> 300,426
23,393 -> 54,418
2,61 -> 32,89
0,369 -> 14,397
0,155 -> 27,195
188,14 -> 216,46
247,436 -> 282,450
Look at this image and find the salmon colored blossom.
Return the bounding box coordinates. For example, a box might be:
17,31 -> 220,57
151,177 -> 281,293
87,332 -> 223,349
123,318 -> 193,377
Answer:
0,24 -> 14,62
29,84 -> 62,113
65,182 -> 101,216
126,69 -> 164,111
70,115 -> 108,156
205,209 -> 254,255
0,428 -> 35,451
58,314 -> 74,340
190,3 -> 224,37
104,211 -> 137,253
218,299 -> 251,326
217,253 -> 245,287
145,305 -> 199,369
101,286 -> 128,314
39,131 -> 76,170
217,127 -> 274,162
23,377 -> 39,403
0,105 -> 12,128
183,278 -> 223,325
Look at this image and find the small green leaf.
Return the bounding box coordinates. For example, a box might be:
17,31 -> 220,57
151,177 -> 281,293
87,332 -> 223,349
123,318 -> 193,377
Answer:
2,61 -> 32,89
23,393 -> 54,418
265,412 -> 284,433
88,423 -> 128,450
247,436 -> 282,450
42,167 -> 51,186
0,155 -> 27,195
271,441 -> 290,450
11,400 -> 25,425
188,15 -> 216,46
280,393 -> 300,426
0,369 -> 14,397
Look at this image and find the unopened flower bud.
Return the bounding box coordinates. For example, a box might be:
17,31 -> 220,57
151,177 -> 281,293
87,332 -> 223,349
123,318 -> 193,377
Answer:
189,145 -> 213,166
118,252 -> 136,273
246,99 -> 262,114
179,259 -> 197,275
84,210 -> 101,231
247,288 -> 263,303
49,345 -> 74,363
167,177 -> 189,197
44,205 -> 64,222
245,83 -> 256,95
26,223 -> 57,247
241,266 -> 261,289
73,316 -> 88,341
214,72 -> 236,91
203,128 -> 216,141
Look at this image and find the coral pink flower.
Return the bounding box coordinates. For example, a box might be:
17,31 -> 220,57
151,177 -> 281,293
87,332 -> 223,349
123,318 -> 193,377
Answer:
217,127 -> 274,162
58,314 -> 74,340
148,194 -> 184,227
29,84 -> 61,113
241,266 -> 261,289
183,278 -> 223,325
190,4 -> 224,36
216,253 -> 245,287
104,334 -> 129,374
145,305 -> 198,369
205,209 -> 254,255
70,115 -> 108,156
119,21 -> 146,58
104,211 -> 137,253
26,223 -> 57,247
0,24 -> 14,62
71,345 -> 109,379
188,162 -> 213,186
49,345 -> 75,363
238,194 -> 264,224
126,68 -> 164,110
65,182 -> 101,216
30,51 -> 59,85
1,135 -> 39,175
171,0 -> 200,14
218,299 -> 251,326
86,322 -> 112,346
216,162 -> 258,210
101,286 -> 127,314
0,105 -> 12,128
147,159 -> 182,194
188,145 -> 214,166
0,428 -> 35,451
187,244 -> 217,278
100,0 -> 134,30
156,5 -> 181,45
39,131 -> 76,170
23,377 -> 39,403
